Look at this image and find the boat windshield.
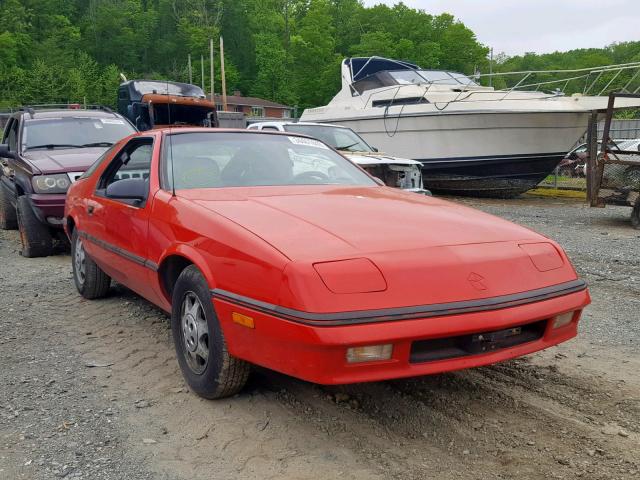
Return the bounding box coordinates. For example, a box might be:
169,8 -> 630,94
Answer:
388,70 -> 478,86
283,124 -> 373,153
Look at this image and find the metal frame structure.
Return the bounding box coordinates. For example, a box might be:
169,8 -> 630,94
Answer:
586,92 -> 640,227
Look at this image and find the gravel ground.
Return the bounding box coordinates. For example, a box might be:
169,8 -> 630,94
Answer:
0,195 -> 639,480
459,195 -> 640,350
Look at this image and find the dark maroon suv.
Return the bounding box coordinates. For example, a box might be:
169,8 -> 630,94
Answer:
0,106 -> 136,257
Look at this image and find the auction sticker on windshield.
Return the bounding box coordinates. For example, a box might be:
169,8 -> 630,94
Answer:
288,136 -> 329,149
100,118 -> 126,125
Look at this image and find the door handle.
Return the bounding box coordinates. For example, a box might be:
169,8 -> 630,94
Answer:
87,205 -> 95,215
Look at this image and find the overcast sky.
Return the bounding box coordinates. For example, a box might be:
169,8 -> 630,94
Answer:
362,0 -> 640,56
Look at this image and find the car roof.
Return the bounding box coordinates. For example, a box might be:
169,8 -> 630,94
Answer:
250,121 -> 351,129
19,109 -> 122,120
155,127 -> 306,136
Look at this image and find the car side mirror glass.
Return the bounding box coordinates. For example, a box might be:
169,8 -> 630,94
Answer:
105,178 -> 147,202
0,144 -> 15,159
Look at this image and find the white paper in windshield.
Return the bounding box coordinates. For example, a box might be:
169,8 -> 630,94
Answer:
288,136 -> 329,150
100,118 -> 126,125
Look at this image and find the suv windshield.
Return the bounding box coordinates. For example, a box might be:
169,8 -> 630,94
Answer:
283,125 -> 372,152
164,132 -> 376,189
22,117 -> 135,150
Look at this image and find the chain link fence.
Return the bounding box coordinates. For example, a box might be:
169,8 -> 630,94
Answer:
538,119 -> 640,192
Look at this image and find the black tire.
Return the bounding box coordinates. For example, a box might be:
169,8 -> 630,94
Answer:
16,195 -> 53,257
171,265 -> 250,399
632,203 -> 640,230
71,228 -> 111,299
0,183 -> 18,230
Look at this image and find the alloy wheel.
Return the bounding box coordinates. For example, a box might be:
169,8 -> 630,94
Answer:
74,235 -> 86,286
180,291 -> 210,375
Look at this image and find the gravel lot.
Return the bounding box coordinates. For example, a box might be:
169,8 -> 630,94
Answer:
1,195 -> 639,480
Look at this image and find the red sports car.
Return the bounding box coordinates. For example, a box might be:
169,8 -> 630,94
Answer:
64,128 -> 590,399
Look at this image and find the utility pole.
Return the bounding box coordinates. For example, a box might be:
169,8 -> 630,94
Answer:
210,38 -> 215,105
220,37 -> 227,111
200,54 -> 205,91
188,54 -> 193,84
489,47 -> 493,87
284,0 -> 290,52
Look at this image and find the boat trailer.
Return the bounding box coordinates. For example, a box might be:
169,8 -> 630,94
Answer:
586,92 -> 640,228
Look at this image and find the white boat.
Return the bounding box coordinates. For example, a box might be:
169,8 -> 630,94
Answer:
301,57 -> 640,197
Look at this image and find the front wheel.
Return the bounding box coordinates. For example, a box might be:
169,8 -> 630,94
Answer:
71,229 -> 111,299
16,195 -> 52,257
171,265 -> 250,399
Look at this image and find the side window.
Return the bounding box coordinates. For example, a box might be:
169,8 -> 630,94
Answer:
97,138 -> 153,201
262,126 -> 279,131
80,144 -> 119,180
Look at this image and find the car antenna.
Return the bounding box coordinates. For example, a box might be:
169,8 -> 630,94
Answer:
167,80 -> 176,197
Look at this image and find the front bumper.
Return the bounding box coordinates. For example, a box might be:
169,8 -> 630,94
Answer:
28,193 -> 67,227
213,287 -> 590,385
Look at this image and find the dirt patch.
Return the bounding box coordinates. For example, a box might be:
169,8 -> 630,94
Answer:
1,196 -> 639,479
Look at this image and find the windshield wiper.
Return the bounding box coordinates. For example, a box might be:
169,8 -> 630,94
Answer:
81,142 -> 114,147
336,142 -> 361,151
25,144 -> 84,150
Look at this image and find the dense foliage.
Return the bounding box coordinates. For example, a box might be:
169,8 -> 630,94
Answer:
0,0 -> 489,109
0,1 -> 638,112
492,43 -> 640,97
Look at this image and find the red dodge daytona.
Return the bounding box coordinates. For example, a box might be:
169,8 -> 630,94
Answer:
64,128 -> 590,399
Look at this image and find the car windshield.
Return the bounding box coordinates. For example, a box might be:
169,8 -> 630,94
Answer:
388,70 -> 478,86
283,125 -> 372,153
164,132 -> 377,189
23,117 -> 135,150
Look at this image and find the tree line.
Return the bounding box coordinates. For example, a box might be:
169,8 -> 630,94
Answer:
0,0 -> 639,112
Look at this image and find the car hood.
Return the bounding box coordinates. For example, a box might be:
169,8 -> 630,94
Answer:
184,186 -> 543,261
22,147 -> 107,175
342,152 -> 423,166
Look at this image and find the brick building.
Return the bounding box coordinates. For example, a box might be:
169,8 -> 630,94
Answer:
214,92 -> 293,119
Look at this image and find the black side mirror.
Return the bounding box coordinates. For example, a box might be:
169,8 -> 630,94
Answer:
0,144 -> 15,160
106,178 -> 147,202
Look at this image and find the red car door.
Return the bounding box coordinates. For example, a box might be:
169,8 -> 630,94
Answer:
82,135 -> 159,301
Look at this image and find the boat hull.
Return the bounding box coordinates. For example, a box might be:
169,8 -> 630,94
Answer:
303,110 -> 590,197
419,152 -> 565,197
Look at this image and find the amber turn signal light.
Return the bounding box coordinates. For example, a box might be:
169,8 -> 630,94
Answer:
232,312 -> 255,329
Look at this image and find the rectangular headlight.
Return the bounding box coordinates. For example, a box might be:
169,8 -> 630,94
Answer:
552,311 -> 574,329
346,344 -> 393,363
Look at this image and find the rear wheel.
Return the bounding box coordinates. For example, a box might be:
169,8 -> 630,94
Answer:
171,265 -> 250,399
0,184 -> 17,230
71,229 -> 111,298
16,195 -> 52,257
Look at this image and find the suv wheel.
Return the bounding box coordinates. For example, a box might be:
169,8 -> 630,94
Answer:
71,229 -> 111,299
16,196 -> 53,257
0,184 -> 17,230
171,265 -> 250,399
